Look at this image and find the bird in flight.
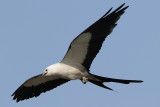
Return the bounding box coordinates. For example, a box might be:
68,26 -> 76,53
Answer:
12,3 -> 143,102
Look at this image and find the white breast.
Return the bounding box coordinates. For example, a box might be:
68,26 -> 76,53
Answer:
48,63 -> 88,80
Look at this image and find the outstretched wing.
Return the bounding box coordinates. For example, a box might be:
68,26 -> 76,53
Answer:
61,3 -> 128,71
12,74 -> 69,102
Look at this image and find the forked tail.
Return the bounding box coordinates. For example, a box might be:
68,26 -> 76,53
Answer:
88,73 -> 143,90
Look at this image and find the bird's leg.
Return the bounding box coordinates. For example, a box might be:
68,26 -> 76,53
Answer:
81,77 -> 88,84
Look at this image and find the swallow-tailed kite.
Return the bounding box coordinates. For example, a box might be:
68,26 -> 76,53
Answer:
12,3 -> 143,102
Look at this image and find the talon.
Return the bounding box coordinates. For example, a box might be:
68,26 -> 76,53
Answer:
81,77 -> 88,84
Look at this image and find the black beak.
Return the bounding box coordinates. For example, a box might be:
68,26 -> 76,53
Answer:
42,72 -> 47,76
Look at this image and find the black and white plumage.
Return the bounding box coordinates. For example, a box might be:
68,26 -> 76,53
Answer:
12,3 -> 143,102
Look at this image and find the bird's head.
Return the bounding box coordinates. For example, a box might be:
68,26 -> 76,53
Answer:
42,64 -> 59,76
42,68 -> 48,76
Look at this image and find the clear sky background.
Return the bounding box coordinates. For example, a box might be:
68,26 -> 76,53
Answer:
0,0 -> 160,107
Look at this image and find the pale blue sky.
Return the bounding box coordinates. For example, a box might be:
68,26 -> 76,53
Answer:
0,0 -> 160,107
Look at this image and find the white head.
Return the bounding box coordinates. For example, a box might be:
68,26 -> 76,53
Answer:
42,64 -> 59,76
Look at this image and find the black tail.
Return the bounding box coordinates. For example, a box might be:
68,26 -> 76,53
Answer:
88,73 -> 143,91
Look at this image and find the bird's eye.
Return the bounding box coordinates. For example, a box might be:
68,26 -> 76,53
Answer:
45,69 -> 48,71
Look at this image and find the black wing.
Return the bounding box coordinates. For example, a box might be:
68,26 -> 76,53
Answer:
12,74 -> 69,102
61,3 -> 129,71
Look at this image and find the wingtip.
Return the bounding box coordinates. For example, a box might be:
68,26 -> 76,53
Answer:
121,3 -> 126,7
122,5 -> 129,11
102,7 -> 113,18
115,3 -> 129,12
103,3 -> 129,18
120,3 -> 129,8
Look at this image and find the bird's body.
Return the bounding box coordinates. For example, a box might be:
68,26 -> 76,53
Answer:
45,63 -> 88,80
12,3 -> 143,102
24,63 -> 88,87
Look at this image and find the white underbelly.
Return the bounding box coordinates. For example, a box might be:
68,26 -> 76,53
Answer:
61,71 -> 82,80
57,62 -> 88,80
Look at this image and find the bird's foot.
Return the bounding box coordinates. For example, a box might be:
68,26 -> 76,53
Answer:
81,77 -> 88,84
